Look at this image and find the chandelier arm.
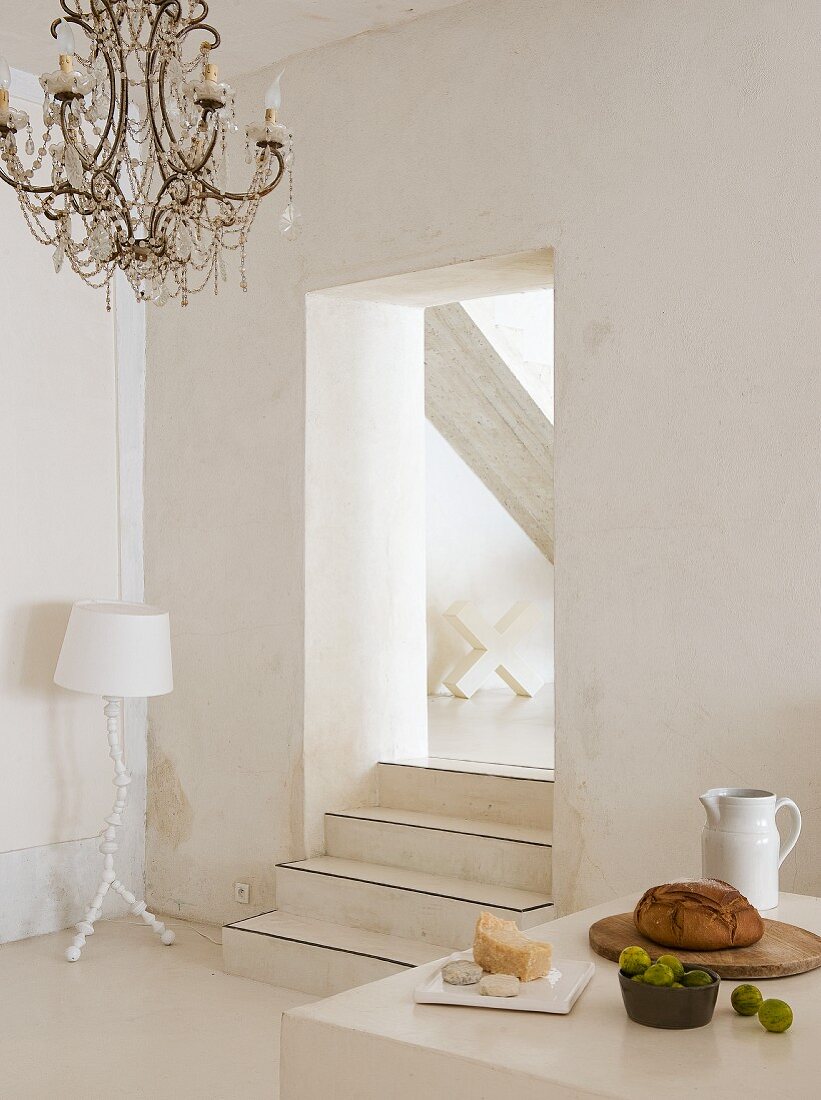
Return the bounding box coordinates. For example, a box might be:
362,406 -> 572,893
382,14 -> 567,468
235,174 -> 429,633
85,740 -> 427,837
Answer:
50,14 -> 95,42
155,58 -> 184,170
146,7 -> 221,179
59,98 -> 101,185
58,0 -> 89,21
41,187 -> 76,219
145,1 -> 186,180
179,114 -> 220,175
73,172 -> 113,219
93,0 -> 130,175
152,92 -> 220,181
57,98 -> 89,174
177,23 -> 221,51
90,168 -> 136,241
0,159 -> 61,197
71,195 -> 97,219
68,188 -> 91,215
200,150 -> 286,204
186,2 -> 211,26
88,48 -> 119,165
147,170 -> 193,242
177,0 -> 222,52
96,177 -> 135,244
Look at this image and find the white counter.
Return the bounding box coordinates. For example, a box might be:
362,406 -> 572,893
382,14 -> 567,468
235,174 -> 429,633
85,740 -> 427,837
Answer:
280,892 -> 821,1099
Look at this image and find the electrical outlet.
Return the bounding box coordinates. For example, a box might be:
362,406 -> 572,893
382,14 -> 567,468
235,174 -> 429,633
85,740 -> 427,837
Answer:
234,881 -> 250,904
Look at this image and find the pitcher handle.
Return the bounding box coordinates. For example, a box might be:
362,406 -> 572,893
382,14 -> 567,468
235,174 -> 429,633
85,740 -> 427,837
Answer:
775,798 -> 802,867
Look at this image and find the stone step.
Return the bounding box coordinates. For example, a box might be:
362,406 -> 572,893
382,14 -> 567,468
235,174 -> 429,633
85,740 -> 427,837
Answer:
275,856 -> 554,950
377,758 -> 553,831
325,806 -> 551,892
223,910 -> 447,997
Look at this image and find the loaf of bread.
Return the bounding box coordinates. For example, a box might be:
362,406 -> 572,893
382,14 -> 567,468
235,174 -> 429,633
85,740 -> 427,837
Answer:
634,879 -> 764,950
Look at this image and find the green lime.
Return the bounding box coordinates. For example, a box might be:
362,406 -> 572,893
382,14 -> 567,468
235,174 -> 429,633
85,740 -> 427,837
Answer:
642,963 -> 675,987
731,984 -> 764,1016
758,999 -> 793,1033
680,969 -> 714,987
671,982 -> 685,988
631,975 -> 645,983
657,954 -> 685,980
619,946 -> 652,976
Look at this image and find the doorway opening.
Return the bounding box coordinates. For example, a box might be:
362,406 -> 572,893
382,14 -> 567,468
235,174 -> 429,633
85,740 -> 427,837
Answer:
424,286 -> 554,770
304,248 -> 553,852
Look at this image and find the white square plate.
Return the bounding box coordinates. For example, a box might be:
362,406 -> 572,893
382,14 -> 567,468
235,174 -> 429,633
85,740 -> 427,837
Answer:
414,950 -> 595,1014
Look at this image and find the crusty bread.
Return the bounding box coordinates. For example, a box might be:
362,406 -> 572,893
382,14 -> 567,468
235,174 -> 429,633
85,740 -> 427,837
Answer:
633,879 -> 764,950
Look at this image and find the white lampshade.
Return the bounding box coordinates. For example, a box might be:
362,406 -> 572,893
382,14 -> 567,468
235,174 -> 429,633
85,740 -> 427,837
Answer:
54,600 -> 173,698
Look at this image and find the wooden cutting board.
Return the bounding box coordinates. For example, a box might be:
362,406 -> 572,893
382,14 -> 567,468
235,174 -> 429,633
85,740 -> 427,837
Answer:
589,912 -> 821,979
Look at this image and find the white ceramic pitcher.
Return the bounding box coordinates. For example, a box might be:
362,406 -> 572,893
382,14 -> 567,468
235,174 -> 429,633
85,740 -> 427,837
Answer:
700,788 -> 802,912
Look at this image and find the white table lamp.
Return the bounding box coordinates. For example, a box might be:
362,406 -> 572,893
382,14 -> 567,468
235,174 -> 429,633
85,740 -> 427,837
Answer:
54,600 -> 174,962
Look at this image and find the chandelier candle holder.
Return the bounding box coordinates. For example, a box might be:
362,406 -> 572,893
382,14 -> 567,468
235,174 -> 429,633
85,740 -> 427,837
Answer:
0,2 -> 297,308
0,57 -> 30,134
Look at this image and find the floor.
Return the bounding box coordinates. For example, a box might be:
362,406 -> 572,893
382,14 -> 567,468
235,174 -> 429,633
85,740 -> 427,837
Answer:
427,685 -> 554,768
0,918 -> 316,1100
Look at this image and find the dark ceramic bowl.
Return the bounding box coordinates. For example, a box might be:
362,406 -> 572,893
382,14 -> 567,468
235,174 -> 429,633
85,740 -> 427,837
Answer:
618,964 -> 721,1029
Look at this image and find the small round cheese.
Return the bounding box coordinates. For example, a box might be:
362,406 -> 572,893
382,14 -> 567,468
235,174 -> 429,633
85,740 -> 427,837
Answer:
479,973 -> 520,998
442,960 -> 483,986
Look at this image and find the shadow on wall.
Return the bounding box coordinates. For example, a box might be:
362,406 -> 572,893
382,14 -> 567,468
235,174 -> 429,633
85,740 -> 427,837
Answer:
9,600 -> 84,857
14,601 -> 71,696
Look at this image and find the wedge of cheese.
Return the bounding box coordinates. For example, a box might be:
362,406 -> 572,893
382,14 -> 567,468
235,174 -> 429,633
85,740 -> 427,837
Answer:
472,911 -> 552,982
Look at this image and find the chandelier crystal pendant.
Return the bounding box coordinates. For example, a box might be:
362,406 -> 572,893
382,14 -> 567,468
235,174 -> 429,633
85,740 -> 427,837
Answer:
0,2 -> 296,308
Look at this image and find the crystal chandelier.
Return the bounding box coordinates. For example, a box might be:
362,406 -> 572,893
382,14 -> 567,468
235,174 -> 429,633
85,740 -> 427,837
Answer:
0,2 -> 297,308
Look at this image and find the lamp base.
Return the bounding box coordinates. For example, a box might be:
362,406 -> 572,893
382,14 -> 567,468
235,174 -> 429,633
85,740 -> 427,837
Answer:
65,697 -> 175,962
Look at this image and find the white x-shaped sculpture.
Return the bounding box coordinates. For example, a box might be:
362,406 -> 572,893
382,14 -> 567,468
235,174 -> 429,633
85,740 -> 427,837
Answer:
442,600 -> 544,699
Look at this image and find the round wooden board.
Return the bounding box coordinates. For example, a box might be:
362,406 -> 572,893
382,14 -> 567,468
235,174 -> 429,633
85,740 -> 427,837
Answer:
589,913 -> 821,979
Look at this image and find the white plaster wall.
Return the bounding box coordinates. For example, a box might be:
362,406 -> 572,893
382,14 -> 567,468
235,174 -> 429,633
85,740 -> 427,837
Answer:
426,421 -> 554,694
143,258 -> 308,923
145,0 -> 821,920
0,90 -> 146,939
304,296 -> 428,854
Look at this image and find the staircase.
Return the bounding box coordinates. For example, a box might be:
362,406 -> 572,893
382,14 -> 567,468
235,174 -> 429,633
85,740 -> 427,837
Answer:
222,758 -> 555,996
425,301 -> 554,561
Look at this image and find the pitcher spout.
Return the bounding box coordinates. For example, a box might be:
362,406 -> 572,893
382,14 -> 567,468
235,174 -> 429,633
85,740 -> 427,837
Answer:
700,789 -> 722,828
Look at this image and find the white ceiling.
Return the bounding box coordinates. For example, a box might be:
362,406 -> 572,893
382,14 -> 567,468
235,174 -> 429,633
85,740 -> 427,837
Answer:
2,1 -> 468,80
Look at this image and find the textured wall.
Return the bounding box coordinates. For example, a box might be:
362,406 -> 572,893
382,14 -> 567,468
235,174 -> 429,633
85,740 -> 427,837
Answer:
0,84 -> 145,937
146,0 -> 821,920
0,200 -> 118,854
303,296 -> 428,856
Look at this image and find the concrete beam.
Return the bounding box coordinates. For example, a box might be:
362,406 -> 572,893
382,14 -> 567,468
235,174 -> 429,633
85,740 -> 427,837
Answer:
425,303 -> 554,561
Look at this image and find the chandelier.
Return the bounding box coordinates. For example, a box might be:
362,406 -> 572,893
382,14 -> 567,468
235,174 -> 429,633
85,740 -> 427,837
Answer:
0,2 -> 297,308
